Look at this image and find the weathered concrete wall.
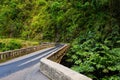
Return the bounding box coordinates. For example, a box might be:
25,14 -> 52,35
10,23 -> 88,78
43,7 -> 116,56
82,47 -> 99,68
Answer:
0,43 -> 54,60
40,44 -> 92,80
40,58 -> 92,80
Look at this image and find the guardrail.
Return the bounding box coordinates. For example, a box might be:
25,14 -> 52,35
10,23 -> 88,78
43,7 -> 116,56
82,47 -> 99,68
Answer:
0,43 -> 55,61
40,44 -> 92,80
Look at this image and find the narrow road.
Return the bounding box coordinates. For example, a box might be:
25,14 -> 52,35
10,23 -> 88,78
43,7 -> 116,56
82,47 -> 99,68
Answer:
0,45 -> 63,80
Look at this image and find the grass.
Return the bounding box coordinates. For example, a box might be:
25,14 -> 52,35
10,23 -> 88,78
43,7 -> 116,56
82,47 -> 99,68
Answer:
0,38 -> 39,52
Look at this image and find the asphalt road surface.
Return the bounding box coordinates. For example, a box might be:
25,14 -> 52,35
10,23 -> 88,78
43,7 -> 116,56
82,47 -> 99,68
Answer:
0,45 -> 63,80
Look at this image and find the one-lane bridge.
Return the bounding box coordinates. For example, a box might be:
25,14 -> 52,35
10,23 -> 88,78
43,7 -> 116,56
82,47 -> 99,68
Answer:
0,43 -> 92,80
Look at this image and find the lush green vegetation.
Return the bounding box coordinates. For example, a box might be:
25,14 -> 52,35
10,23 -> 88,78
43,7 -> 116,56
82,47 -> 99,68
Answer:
0,0 -> 120,79
0,38 -> 39,52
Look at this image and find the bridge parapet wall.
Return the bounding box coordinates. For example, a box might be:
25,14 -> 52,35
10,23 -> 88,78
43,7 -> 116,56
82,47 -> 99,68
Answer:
0,43 -> 55,61
40,44 -> 92,80
47,44 -> 69,63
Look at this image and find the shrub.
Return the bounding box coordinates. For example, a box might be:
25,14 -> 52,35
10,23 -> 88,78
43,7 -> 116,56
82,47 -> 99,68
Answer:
0,38 -> 38,52
65,31 -> 120,80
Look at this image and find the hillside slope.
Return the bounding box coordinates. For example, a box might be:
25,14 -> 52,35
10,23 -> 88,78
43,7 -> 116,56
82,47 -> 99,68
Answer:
0,0 -> 120,79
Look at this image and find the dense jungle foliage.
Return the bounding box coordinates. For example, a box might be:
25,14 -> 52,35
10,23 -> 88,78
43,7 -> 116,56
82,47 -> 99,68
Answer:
0,0 -> 120,79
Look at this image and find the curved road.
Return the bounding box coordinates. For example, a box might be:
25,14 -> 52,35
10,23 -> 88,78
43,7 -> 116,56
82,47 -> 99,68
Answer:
0,45 -> 63,80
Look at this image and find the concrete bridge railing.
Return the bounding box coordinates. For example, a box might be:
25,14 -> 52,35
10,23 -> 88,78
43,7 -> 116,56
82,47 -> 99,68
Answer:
47,44 -> 69,63
40,44 -> 92,80
0,43 -> 55,61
